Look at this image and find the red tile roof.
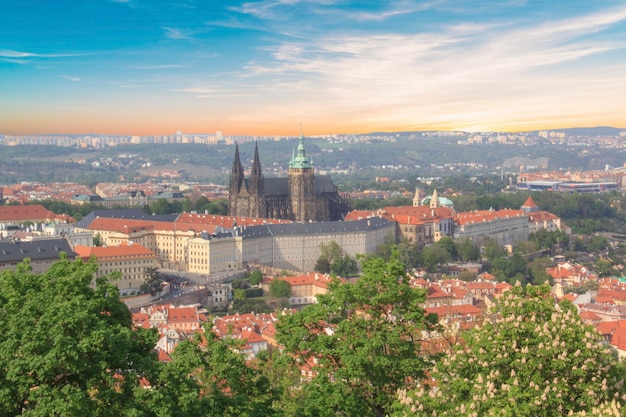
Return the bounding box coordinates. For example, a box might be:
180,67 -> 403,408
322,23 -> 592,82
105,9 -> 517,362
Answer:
74,242 -> 155,259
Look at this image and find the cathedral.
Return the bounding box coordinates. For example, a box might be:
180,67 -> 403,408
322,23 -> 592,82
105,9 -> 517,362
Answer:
228,131 -> 351,222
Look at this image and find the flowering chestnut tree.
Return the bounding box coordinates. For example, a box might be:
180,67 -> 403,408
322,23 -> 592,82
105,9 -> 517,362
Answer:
394,285 -> 626,417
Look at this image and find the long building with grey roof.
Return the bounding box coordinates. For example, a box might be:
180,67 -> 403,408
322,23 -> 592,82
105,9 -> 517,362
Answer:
0,238 -> 77,273
236,216 -> 394,272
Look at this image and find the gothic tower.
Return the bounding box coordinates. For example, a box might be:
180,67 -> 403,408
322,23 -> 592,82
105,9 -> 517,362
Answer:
228,143 -> 245,217
248,141 -> 265,218
288,128 -> 315,222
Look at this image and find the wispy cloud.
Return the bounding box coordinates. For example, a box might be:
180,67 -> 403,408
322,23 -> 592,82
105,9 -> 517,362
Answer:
60,75 -> 82,82
0,49 -> 86,59
233,0 -> 335,20
349,1 -> 438,22
173,87 -> 216,94
238,4 -> 626,130
163,27 -> 193,40
132,64 -> 190,69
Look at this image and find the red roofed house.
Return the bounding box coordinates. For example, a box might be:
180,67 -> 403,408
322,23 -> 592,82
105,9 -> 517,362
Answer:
596,320 -> 626,358
0,204 -> 74,237
260,272 -> 344,306
345,204 -> 455,247
74,242 -> 158,296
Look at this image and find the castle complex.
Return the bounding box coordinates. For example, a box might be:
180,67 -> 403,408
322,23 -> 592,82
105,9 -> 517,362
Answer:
228,131 -> 351,222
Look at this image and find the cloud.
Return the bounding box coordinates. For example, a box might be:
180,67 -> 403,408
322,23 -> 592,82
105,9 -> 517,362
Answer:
132,64 -> 190,69
60,75 -> 82,82
233,0 -> 335,20
0,49 -> 87,59
163,27 -> 192,40
349,1 -> 437,22
236,4 -> 626,131
172,87 -> 217,95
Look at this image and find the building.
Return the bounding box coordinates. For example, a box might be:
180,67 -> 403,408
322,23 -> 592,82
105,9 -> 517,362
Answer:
454,208 -> 529,247
74,209 -> 394,273
228,132 -> 351,222
74,242 -> 158,296
345,205 -> 455,247
260,272 -> 342,306
0,238 -> 77,273
0,204 -> 73,237
240,216 -> 395,272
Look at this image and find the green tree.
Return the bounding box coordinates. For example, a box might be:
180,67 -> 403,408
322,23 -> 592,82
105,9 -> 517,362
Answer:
396,239 -> 421,269
0,256 -> 158,416
233,288 -> 247,301
315,241 -> 358,276
595,257 -> 614,277
248,269 -> 263,286
269,279 -> 291,298
435,236 -> 458,260
150,198 -> 171,214
276,252 -> 438,417
529,257 -> 554,285
182,197 -> 193,213
455,238 -> 480,262
149,328 -> 274,417
140,266 -> 162,295
481,237 -> 507,261
331,254 -> 359,276
393,285 -> 626,417
588,235 -> 609,253
193,196 -> 210,212
314,256 -> 331,273
421,244 -> 450,272
490,252 -> 528,284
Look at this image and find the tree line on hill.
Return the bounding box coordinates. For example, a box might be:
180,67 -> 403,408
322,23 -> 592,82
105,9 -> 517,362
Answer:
3,253 -> 626,416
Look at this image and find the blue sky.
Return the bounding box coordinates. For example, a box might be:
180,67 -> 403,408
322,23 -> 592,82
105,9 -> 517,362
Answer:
1,0 -> 625,135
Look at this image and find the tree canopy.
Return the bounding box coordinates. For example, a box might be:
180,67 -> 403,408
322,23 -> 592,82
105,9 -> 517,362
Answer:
393,285 -> 626,417
277,252 -> 438,417
0,256 -> 158,416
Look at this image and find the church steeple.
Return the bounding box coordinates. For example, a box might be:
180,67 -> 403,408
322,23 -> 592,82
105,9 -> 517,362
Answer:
430,189 -> 440,209
413,187 -> 421,207
230,143 -> 244,192
228,143 -> 246,217
289,125 -> 312,169
250,141 -> 263,194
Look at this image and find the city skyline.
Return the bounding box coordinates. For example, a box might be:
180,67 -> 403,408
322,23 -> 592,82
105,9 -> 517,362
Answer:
1,1 -> 626,136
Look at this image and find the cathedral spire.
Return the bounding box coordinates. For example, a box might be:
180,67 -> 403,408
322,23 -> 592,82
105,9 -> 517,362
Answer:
290,125 -> 311,169
230,143 -> 244,191
250,141 -> 263,194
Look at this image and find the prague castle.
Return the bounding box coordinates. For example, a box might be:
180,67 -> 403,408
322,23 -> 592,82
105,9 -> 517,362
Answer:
228,131 -> 351,222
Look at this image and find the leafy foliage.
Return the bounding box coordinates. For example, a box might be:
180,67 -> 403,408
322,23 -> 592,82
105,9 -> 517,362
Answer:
277,252 -> 438,417
0,256 -> 158,416
314,241 -> 359,276
147,329 -> 274,417
269,279 -> 291,298
393,285 -> 626,417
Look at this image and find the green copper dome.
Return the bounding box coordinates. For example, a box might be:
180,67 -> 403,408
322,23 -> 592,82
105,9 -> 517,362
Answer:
289,127 -> 312,169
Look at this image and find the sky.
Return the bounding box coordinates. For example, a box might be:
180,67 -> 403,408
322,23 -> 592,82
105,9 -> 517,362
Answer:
1,0 -> 626,136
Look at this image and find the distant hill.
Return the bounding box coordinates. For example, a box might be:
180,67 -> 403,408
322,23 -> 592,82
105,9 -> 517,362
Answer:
526,126 -> 625,136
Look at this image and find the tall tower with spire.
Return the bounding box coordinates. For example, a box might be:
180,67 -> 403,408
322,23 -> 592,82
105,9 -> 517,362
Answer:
289,126 -> 316,222
430,189 -> 440,209
228,143 -> 245,217
248,142 -> 265,218
413,187 -> 422,207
